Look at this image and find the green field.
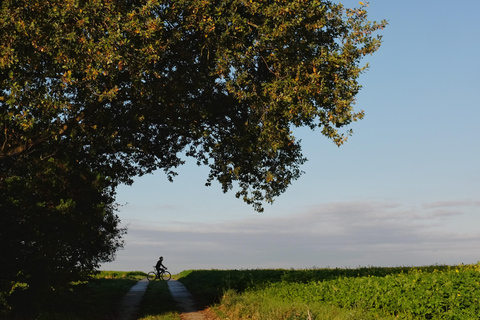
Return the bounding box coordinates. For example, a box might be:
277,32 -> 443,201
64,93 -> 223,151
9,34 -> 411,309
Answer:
178,264 -> 480,320
5,264 -> 480,319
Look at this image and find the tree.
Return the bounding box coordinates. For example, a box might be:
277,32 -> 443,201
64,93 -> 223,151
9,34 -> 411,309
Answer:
0,156 -> 125,316
0,0 -> 386,314
1,0 -> 386,207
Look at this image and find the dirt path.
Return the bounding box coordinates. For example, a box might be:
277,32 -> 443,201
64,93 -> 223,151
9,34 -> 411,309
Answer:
116,278 -> 212,320
167,280 -> 209,320
116,278 -> 149,320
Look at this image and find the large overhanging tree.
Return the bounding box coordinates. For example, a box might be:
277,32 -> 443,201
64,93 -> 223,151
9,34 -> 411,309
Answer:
0,0 -> 386,312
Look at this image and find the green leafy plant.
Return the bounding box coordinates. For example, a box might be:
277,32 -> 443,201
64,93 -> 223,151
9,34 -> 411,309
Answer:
178,264 -> 480,319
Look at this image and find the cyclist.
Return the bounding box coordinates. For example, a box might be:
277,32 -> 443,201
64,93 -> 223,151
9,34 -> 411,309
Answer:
155,256 -> 167,274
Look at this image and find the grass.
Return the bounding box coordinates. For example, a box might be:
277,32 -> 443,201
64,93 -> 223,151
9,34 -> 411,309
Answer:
11,271 -> 147,320
210,288 -> 399,320
93,270 -> 147,280
137,280 -> 181,320
178,270 -> 400,320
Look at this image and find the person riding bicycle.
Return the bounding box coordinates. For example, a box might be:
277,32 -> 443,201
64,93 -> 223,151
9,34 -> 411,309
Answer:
147,256 -> 171,281
155,256 -> 167,274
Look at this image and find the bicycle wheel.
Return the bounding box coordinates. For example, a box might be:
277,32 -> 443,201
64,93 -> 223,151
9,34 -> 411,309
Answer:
147,271 -> 157,281
160,271 -> 171,281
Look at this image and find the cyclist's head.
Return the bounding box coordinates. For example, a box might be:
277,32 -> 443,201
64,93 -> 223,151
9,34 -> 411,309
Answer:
159,256 -> 163,260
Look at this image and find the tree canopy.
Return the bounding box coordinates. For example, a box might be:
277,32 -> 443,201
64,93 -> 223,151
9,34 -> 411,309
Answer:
1,0 -> 386,208
0,0 -> 385,315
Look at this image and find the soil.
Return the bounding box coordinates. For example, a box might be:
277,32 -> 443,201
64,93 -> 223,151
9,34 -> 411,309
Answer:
167,280 -> 209,320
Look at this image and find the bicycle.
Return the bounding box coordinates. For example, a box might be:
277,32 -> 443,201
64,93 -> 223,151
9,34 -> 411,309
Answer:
147,267 -> 171,281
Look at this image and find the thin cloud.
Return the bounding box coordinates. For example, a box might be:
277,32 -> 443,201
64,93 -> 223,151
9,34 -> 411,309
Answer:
422,200 -> 480,209
103,200 -> 480,273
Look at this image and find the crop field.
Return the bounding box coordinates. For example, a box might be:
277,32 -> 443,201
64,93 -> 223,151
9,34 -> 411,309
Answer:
178,263 -> 480,320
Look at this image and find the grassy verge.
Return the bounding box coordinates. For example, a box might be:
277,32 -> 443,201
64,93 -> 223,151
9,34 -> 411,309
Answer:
137,280 -> 181,320
210,288 -> 398,320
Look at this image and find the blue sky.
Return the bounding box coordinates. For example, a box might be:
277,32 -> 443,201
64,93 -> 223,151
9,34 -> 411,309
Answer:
101,0 -> 480,274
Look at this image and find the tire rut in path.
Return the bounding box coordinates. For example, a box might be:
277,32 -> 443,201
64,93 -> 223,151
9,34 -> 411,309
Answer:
167,280 -> 208,320
116,278 -> 149,320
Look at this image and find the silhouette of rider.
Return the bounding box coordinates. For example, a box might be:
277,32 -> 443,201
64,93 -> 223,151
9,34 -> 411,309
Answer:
155,256 -> 167,273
